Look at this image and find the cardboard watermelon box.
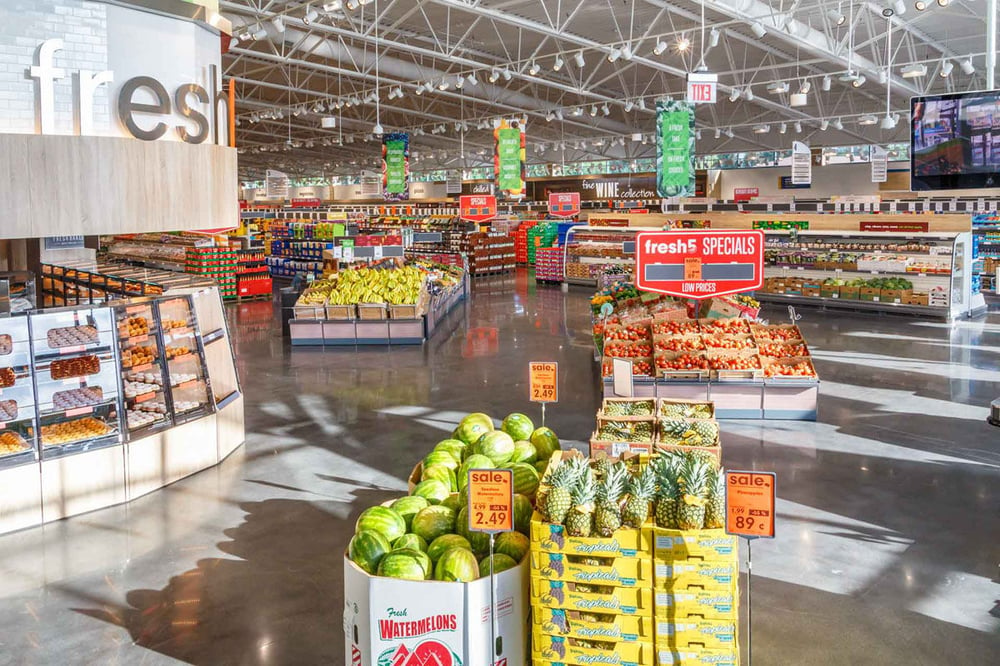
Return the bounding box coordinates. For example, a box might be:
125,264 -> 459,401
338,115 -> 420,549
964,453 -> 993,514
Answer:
344,556 -> 529,666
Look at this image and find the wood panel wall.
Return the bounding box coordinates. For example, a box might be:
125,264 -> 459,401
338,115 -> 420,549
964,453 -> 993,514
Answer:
0,134 -> 238,239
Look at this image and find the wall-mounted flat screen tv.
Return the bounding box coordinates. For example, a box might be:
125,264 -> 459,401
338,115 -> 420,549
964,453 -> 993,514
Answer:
911,90 -> 1000,191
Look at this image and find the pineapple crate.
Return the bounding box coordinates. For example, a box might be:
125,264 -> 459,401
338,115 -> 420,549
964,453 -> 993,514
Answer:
530,576 -> 655,615
530,551 -> 654,587
653,587 -> 738,621
532,633 -> 655,666
533,607 -> 655,643
599,397 -> 657,419
655,618 -> 738,650
530,512 -> 652,557
655,645 -> 740,666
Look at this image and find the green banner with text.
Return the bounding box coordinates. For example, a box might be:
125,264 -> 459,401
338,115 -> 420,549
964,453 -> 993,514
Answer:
495,120 -> 526,198
382,133 -> 409,201
656,99 -> 696,198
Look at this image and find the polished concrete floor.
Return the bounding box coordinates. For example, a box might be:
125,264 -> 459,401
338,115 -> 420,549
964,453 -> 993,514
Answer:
0,269 -> 998,665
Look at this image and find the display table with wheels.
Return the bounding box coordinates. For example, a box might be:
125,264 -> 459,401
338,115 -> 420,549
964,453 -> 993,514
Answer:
0,285 -> 243,536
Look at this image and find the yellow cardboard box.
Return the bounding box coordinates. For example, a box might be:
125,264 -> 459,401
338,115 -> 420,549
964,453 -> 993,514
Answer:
533,606 -> 655,641
653,558 -> 738,591
651,527 -> 738,560
531,576 -> 654,615
656,619 -> 738,651
654,588 -> 738,621
531,512 -> 652,557
533,633 -> 655,666
531,551 -> 654,587
656,646 -> 740,665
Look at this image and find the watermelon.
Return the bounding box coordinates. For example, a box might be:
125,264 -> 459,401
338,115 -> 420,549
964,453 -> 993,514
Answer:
458,455 -> 494,490
424,450 -> 460,471
534,460 -> 550,475
513,493 -> 533,535
349,530 -> 391,574
510,440 -> 538,464
501,413 -> 535,442
474,431 -> 515,466
412,479 -> 450,504
441,493 -> 462,512
356,506 -> 406,543
427,534 -> 472,562
455,413 -> 494,446
377,551 -> 426,580
411,505 -> 457,543
391,496 -> 430,531
530,427 -> 561,460
395,548 -> 433,578
494,531 -> 530,563
456,506 -> 491,556
434,439 -> 467,462
393,533 -> 428,553
422,464 -> 457,491
434,547 -> 480,582
511,462 -> 540,497
478,553 -> 518,577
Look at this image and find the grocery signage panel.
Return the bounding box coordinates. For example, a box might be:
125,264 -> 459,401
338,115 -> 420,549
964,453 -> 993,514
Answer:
459,195 -> 497,222
635,230 -> 765,299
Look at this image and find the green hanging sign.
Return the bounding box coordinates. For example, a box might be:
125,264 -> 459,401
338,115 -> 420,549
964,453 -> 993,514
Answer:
382,133 -> 409,200
494,119 -> 526,198
656,99 -> 696,198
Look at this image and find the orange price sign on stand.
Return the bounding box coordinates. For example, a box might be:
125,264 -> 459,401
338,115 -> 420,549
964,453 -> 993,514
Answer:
725,471 -> 776,538
467,469 -> 514,534
529,362 -> 558,403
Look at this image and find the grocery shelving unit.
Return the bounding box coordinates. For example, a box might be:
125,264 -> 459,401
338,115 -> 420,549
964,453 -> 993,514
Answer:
562,225 -> 659,286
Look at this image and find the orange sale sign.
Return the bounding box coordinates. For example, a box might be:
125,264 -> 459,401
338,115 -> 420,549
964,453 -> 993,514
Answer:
529,362 -> 558,403
725,471 -> 776,539
467,469 -> 514,533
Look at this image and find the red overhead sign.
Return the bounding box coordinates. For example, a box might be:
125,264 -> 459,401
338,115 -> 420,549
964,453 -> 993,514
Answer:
459,195 -> 497,223
548,192 -> 581,218
733,187 -> 758,202
291,197 -> 322,208
635,230 -> 765,300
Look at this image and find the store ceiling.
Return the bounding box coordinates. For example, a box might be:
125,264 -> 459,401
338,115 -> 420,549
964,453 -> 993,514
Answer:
221,0 -> 994,180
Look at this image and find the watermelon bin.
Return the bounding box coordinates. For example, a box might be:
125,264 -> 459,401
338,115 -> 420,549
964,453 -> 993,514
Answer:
343,554 -> 530,666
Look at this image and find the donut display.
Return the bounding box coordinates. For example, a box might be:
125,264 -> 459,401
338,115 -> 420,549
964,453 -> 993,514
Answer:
0,367 -> 14,388
0,400 -> 17,421
118,316 -> 150,338
46,325 -> 99,349
51,387 -> 104,410
50,355 -> 101,380
0,334 -> 11,356
0,431 -> 29,455
40,417 -> 112,446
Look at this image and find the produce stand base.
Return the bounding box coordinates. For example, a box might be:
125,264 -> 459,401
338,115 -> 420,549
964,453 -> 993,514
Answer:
602,378 -> 818,420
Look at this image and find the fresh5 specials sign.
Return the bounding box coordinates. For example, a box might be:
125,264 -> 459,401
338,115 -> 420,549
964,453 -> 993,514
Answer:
494,118 -> 526,198
656,99 -> 696,198
382,133 -> 409,201
635,230 -> 764,299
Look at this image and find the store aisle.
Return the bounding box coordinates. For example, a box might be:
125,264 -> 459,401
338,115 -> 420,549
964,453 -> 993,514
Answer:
0,270 -> 997,665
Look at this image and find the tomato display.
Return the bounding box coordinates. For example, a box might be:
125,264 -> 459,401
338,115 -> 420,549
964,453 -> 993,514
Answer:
654,336 -> 705,352
652,320 -> 699,336
758,342 -> 809,358
702,335 -> 755,350
752,325 -> 801,342
709,354 -> 762,371
764,360 -> 815,377
655,353 -> 710,371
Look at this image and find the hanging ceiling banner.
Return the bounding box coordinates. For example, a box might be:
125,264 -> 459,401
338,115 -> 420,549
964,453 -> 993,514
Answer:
265,169 -> 289,199
871,145 -> 888,183
791,140 -> 812,185
494,118 -> 527,199
655,99 -> 696,198
382,132 -> 409,201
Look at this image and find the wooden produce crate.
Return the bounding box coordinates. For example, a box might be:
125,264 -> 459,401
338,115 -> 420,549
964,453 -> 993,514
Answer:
388,289 -> 430,319
603,340 -> 655,360
700,334 -> 758,351
755,339 -> 809,359
293,297 -> 326,320
652,333 -> 705,354
654,441 -> 721,466
657,398 -> 716,420
706,349 -> 763,380
357,303 -> 388,320
599,397 -> 657,419
762,355 -> 818,379
653,351 -> 710,380
601,355 -> 654,379
749,323 -> 802,342
324,304 -> 356,320
697,317 -> 751,335
651,318 -> 700,337
595,417 -> 656,444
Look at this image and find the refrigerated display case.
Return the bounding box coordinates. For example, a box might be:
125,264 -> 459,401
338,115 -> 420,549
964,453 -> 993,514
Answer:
28,307 -> 123,458
0,284 -> 244,536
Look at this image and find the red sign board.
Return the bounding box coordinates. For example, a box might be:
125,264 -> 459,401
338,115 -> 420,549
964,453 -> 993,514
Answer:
859,220 -> 929,233
635,230 -> 765,300
238,200 -> 249,210
459,195 -> 498,223
725,470 -> 776,539
548,192 -> 581,218
733,187 -> 759,202
291,197 -> 322,208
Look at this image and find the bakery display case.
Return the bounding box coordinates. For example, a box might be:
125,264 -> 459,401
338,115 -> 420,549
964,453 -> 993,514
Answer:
156,296 -> 215,423
0,316 -> 37,469
29,307 -> 123,458
0,282 -> 244,535
114,301 -> 173,437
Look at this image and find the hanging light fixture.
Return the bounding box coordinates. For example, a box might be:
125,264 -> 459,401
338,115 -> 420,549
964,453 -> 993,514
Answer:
553,56 -> 564,71
822,74 -> 832,91
709,28 -> 721,48
729,88 -> 741,102
528,61 -> 540,76
607,47 -> 622,63
302,4 -> 319,25
574,51 -> 586,68
827,9 -> 846,25
271,16 -> 285,32
750,22 -> 767,39
939,59 -> 954,77
960,58 -> 975,75
653,41 -> 667,56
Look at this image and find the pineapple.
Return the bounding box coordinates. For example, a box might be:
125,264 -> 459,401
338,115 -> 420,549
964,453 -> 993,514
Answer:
653,457 -> 682,528
677,458 -> 711,530
705,466 -> 726,529
591,456 -> 612,480
565,469 -> 596,537
691,420 -> 719,445
594,463 -> 627,536
543,459 -> 580,524
622,464 -> 656,527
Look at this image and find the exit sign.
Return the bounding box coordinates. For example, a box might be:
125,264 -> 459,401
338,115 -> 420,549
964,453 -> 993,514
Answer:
686,72 -> 718,104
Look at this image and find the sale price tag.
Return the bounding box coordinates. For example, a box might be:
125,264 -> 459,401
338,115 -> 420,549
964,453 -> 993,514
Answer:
467,468 -> 514,533
529,361 -> 558,403
725,471 -> 776,539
